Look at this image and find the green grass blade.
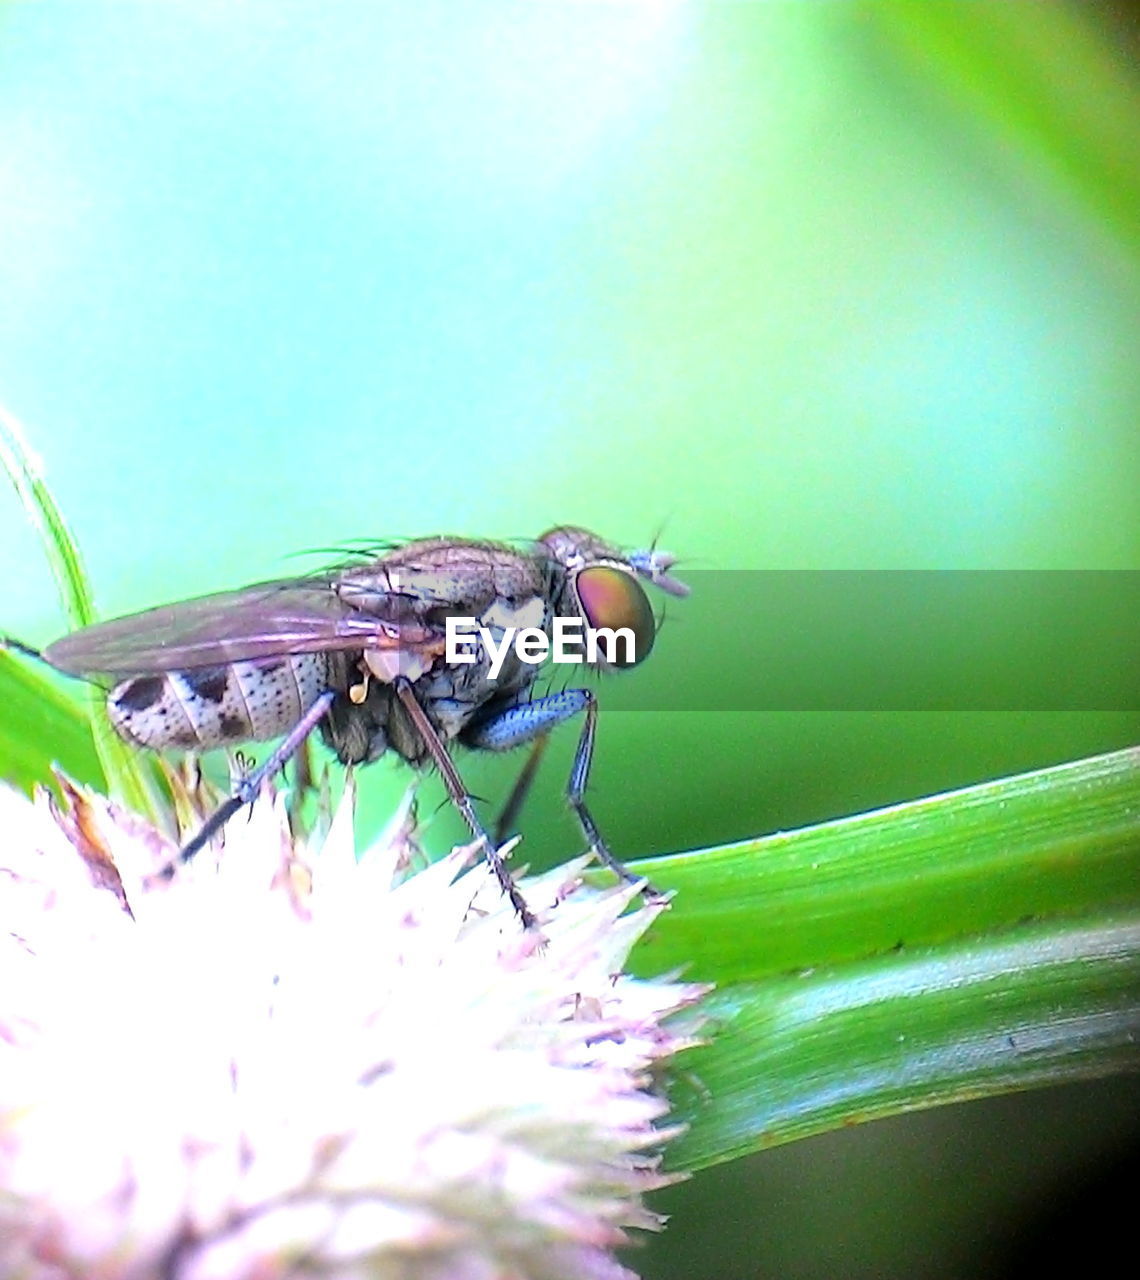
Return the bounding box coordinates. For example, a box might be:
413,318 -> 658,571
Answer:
0,404 -> 97,631
638,748 -> 1140,978
0,402 -> 161,816
632,748 -> 1140,1169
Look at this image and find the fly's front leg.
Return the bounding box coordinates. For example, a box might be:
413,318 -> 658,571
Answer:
465,689 -> 655,895
393,678 -> 537,930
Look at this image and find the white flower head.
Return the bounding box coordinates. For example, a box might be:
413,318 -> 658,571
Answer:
1,774 -> 707,1280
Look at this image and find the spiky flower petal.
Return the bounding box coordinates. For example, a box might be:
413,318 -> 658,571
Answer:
0,778 -> 706,1280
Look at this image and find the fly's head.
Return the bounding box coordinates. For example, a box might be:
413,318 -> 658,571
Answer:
538,526 -> 689,671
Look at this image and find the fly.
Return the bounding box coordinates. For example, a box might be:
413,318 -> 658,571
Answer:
4,526 -> 688,928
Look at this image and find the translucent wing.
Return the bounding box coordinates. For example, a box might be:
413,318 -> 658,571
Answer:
44,579 -> 442,676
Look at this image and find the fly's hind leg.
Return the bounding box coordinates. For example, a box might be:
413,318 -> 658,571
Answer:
284,730 -> 318,833
176,689 -> 337,865
464,689 -> 657,896
493,731 -> 551,846
1,635 -> 47,663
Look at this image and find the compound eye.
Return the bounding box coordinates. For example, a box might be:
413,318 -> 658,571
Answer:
575,566 -> 656,667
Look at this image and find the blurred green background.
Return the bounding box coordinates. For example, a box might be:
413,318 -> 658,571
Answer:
1,2 -> 1138,1276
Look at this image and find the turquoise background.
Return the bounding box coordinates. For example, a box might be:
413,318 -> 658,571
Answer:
2,3 -> 1137,1275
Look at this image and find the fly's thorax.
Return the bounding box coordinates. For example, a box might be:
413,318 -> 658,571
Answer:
334,538 -> 548,626
318,589 -> 552,769
468,593 -> 550,687
107,653 -> 335,751
377,593 -> 550,749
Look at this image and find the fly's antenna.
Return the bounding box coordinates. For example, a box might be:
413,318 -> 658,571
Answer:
627,546 -> 689,598
627,517 -> 690,597
647,517 -> 670,556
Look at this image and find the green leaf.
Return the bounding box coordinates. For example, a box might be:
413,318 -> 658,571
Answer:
0,650 -> 104,794
631,748 -> 1140,1169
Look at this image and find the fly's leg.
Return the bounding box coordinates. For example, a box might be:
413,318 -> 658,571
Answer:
286,731 -> 317,833
176,689 -> 337,865
465,689 -> 656,895
3,633 -> 339,874
1,635 -> 46,662
493,731 -> 551,846
393,677 -> 537,930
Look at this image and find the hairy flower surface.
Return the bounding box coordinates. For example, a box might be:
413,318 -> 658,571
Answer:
0,777 -> 706,1280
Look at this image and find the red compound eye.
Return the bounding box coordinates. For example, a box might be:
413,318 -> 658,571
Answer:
574,566 -> 656,667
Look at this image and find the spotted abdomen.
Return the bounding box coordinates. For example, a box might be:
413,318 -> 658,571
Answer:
107,654 -> 334,751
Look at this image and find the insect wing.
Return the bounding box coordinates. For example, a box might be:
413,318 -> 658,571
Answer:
44,580 -> 443,676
